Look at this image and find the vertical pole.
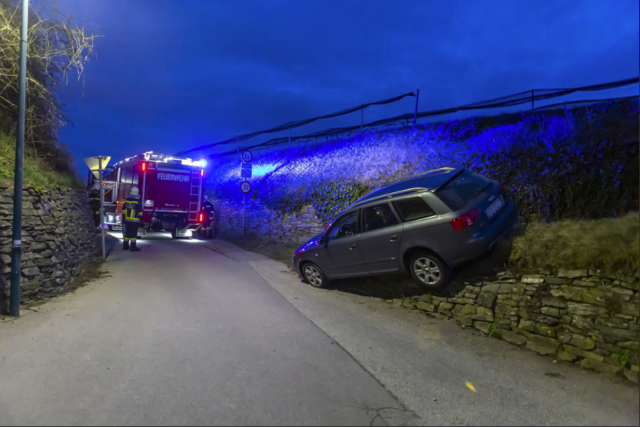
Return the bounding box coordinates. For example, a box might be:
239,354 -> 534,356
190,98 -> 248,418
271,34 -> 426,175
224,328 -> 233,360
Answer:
242,193 -> 245,235
413,89 -> 420,126
361,108 -> 363,133
98,156 -> 105,259
9,0 -> 29,317
531,89 -> 534,110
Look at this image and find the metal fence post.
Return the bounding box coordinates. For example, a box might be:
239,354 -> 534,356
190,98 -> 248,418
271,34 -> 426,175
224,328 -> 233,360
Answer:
414,89 -> 420,126
531,89 -> 535,110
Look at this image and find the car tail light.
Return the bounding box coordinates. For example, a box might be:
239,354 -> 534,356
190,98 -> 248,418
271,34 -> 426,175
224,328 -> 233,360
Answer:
450,208 -> 481,231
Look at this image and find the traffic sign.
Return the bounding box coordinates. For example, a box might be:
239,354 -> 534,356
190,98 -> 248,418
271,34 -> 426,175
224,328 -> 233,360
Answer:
241,150 -> 253,163
240,181 -> 252,194
241,163 -> 252,178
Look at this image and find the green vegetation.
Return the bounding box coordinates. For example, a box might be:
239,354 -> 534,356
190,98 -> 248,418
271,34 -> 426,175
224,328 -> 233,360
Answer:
509,213 -> 639,277
0,131 -> 82,189
0,0 -> 96,187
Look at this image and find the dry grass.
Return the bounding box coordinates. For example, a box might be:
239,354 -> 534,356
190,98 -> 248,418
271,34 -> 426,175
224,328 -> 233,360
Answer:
510,213 -> 639,277
0,131 -> 82,189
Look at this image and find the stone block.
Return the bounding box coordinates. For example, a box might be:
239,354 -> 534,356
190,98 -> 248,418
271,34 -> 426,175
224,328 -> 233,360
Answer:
542,297 -> 568,309
618,341 -> 640,351
619,302 -> 640,317
580,359 -> 623,375
453,304 -> 476,316
623,369 -> 639,384
572,280 -> 597,288
571,315 -> 595,330
596,317 -> 630,329
474,321 -> 492,334
559,286 -> 584,302
482,284 -> 502,293
535,324 -> 557,338
496,304 -> 518,317
567,302 -> 606,316
448,297 -> 476,305
597,325 -> 639,341
519,320 -> 536,332
472,307 -> 494,322
22,266 -> 40,276
521,275 -> 545,284
541,307 -> 561,318
500,330 -> 527,346
439,302 -> 454,311
416,301 -> 436,312
545,277 -> 565,285
526,335 -> 559,355
558,269 -> 588,279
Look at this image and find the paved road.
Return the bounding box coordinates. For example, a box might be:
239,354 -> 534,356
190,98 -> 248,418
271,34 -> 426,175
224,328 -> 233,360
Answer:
1,234 -> 638,426
0,233 -> 418,426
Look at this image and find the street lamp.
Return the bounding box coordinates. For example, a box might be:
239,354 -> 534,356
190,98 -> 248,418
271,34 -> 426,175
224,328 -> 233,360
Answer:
9,0 -> 29,317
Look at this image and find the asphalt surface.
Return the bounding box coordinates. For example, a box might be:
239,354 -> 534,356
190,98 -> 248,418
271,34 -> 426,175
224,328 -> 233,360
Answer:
1,234 -> 638,426
0,233 -> 418,426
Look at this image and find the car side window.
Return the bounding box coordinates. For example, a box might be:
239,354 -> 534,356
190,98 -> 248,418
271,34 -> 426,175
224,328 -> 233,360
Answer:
327,212 -> 358,241
393,197 -> 435,222
362,203 -> 399,232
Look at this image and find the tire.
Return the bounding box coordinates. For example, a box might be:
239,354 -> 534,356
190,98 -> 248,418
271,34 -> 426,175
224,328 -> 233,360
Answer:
170,227 -> 178,239
301,262 -> 330,289
408,251 -> 451,290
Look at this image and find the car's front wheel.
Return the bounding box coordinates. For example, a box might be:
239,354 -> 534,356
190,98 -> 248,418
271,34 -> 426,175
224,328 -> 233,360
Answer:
302,262 -> 330,289
409,251 -> 450,290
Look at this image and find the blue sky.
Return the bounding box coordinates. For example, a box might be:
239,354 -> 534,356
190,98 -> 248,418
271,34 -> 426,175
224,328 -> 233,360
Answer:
53,0 -> 639,174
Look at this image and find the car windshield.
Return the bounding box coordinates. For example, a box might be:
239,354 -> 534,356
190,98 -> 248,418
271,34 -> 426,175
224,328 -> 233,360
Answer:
435,170 -> 492,211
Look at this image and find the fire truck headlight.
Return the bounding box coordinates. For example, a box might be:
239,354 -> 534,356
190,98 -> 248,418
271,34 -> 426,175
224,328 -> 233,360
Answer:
107,215 -> 114,222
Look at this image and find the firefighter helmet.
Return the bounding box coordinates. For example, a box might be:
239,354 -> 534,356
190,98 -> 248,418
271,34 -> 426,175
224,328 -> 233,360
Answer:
130,187 -> 139,197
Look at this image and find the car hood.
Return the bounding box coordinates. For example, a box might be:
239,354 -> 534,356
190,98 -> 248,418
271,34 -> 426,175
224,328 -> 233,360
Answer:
295,233 -> 324,253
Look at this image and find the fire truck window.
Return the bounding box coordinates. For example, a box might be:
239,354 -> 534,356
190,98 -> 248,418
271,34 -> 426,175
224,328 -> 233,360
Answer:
132,169 -> 139,186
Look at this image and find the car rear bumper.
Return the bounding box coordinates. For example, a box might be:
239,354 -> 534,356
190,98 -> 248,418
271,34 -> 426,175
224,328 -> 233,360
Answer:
441,200 -> 518,267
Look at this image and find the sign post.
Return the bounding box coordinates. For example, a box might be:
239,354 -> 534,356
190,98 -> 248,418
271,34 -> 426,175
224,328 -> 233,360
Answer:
240,151 -> 252,236
84,156 -> 111,260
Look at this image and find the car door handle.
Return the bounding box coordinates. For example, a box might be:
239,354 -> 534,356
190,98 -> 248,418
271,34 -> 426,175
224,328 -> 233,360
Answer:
349,245 -> 357,250
389,235 -> 398,241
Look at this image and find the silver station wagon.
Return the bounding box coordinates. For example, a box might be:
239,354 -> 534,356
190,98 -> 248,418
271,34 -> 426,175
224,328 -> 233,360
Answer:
292,167 -> 517,289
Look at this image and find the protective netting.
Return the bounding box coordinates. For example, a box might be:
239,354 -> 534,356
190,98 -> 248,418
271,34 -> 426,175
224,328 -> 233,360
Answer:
175,77 -> 638,158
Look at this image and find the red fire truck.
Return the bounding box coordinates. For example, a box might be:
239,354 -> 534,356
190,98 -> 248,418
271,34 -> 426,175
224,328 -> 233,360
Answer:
92,151 -> 207,239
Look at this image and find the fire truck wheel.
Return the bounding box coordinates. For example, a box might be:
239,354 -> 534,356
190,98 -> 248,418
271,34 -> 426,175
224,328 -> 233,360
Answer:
171,228 -> 178,239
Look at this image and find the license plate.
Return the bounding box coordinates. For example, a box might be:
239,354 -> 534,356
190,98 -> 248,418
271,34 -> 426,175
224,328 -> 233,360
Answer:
485,196 -> 504,219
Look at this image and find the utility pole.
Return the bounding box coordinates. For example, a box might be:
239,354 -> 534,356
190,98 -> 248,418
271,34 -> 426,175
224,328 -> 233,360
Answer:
9,0 -> 29,317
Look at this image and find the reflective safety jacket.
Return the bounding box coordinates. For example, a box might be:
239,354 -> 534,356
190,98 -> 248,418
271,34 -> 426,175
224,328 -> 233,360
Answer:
123,197 -> 143,223
89,192 -> 100,214
203,202 -> 214,222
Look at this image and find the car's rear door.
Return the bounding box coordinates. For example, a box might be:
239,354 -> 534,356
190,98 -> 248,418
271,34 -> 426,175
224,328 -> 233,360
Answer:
358,202 -> 404,274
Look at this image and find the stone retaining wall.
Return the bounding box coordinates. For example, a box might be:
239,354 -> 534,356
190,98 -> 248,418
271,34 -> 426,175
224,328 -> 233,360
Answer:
213,200 -> 325,243
0,186 -> 100,311
399,270 -> 639,383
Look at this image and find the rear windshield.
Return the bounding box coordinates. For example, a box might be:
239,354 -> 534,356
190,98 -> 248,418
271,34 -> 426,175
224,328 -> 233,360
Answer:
435,170 -> 491,211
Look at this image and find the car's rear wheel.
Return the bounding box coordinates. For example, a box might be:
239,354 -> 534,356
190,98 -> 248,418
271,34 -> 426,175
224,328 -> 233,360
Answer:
302,262 -> 329,289
409,251 -> 450,290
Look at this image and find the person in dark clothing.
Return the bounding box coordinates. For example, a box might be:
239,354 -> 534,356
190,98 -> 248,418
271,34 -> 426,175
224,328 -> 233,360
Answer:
89,187 -> 101,231
201,198 -> 214,239
122,186 -> 143,252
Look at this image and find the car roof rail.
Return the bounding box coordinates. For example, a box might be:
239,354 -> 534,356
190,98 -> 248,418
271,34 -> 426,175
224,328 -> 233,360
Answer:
348,187 -> 427,209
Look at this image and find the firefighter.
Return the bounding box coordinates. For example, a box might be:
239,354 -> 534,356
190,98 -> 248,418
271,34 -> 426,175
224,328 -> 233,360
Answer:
201,196 -> 214,239
122,186 -> 143,252
89,186 -> 101,232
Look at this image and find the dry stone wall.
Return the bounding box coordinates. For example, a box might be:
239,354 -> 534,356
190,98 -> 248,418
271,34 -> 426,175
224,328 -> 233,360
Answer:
399,270 -> 640,383
213,200 -> 325,243
0,186 -> 100,311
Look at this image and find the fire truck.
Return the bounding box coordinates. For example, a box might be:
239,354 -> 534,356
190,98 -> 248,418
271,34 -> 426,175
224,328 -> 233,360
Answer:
88,152 -> 207,239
